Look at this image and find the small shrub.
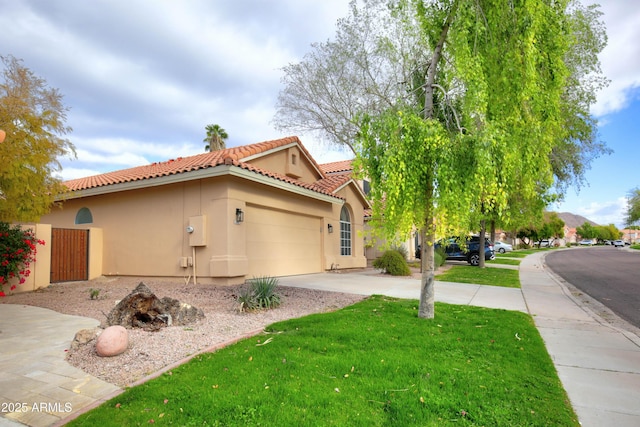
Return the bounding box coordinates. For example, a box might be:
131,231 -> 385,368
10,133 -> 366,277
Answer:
390,244 -> 408,260
435,246 -> 446,267
238,276 -> 281,312
89,288 -> 101,300
237,286 -> 257,312
373,250 -> 411,276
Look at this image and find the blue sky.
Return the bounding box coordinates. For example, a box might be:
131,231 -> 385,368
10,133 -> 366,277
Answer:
0,0 -> 637,228
554,88 -> 640,228
553,0 -> 640,228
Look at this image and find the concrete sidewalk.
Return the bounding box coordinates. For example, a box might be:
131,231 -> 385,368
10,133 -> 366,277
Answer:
520,252 -> 640,426
278,268 -> 528,312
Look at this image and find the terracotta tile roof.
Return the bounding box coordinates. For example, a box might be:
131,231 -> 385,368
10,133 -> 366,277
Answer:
319,159 -> 353,175
64,136 -> 339,199
315,173 -> 353,193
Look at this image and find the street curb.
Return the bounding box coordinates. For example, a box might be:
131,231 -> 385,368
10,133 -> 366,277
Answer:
538,250 -> 640,346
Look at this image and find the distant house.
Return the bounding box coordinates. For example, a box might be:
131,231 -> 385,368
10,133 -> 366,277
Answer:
621,229 -> 639,244
40,137 -> 369,285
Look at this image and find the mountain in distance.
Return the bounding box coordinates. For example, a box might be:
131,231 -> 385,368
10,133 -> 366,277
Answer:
555,211 -> 599,229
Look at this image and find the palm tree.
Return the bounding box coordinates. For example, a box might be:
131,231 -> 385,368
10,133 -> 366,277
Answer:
203,124 -> 228,152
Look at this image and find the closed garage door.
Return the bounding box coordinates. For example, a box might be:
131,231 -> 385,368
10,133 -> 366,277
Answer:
246,206 -> 322,277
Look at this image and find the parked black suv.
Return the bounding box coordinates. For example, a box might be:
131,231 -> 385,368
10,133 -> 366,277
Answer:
418,236 -> 494,266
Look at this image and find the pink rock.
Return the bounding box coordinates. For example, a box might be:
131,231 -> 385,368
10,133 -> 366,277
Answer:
95,325 -> 129,357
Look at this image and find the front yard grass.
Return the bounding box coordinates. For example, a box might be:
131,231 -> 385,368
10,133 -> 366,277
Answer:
496,251 -> 530,258
488,257 -> 521,266
68,296 -> 578,426
436,265 -> 520,288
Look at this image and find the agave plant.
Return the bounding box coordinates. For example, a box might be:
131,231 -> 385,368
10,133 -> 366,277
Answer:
238,276 -> 281,311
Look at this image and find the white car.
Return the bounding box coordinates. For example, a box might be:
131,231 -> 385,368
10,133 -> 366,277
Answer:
493,241 -> 513,253
613,240 -> 625,247
579,239 -> 594,246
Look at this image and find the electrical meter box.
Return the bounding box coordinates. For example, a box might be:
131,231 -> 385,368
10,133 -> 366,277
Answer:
188,215 -> 207,247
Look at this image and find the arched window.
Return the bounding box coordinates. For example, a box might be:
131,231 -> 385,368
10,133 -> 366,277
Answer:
340,205 -> 352,256
75,207 -> 93,224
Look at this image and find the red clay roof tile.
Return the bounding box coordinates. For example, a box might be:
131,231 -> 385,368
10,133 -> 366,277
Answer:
319,159 -> 354,175
63,136 -> 342,199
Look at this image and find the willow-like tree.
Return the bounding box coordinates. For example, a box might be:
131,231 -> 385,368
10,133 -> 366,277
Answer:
203,124 -> 228,152
626,188 -> 640,227
0,55 -> 75,222
275,0 -> 607,318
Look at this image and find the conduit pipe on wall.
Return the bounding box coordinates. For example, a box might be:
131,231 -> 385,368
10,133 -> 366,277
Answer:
193,246 -> 197,285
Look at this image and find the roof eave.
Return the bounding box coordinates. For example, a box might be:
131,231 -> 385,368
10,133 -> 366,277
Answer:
57,165 -> 343,204
334,179 -> 371,208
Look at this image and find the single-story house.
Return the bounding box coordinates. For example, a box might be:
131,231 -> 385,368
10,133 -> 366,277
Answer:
40,136 -> 370,285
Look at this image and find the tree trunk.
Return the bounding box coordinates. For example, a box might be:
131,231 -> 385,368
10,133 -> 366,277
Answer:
417,4 -> 457,319
418,218 -> 435,319
490,219 -> 496,244
479,219 -> 486,268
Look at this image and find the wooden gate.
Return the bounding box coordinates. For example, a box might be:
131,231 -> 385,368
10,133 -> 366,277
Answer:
50,228 -> 89,283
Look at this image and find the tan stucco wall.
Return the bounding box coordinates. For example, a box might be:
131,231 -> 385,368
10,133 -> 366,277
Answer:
363,221 -> 419,264
248,146 -> 322,183
40,170 -> 367,285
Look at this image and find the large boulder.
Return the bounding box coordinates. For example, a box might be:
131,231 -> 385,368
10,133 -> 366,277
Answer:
106,282 -> 204,330
95,325 -> 128,357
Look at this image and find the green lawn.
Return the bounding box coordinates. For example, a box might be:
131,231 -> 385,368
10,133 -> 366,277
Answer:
436,265 -> 520,288
495,251 -> 531,258
488,257 -> 521,266
68,297 -> 578,426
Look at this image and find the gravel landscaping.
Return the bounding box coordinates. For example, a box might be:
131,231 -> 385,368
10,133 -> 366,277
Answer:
0,276 -> 366,387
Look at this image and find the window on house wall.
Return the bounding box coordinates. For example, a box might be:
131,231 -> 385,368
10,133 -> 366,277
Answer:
340,205 -> 352,256
75,207 -> 93,224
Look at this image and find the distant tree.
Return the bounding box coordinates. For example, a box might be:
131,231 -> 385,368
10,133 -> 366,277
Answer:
539,212 -> 565,242
625,188 -> 640,227
576,222 -> 598,240
595,224 -> 621,241
516,212 -> 564,247
516,227 -> 539,248
203,124 -> 228,152
0,55 -> 75,222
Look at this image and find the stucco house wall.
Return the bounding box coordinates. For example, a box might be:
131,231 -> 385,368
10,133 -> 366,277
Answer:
39,137 -> 368,285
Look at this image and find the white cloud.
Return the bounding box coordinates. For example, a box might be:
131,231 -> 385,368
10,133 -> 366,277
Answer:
587,0 -> 640,117
55,168 -> 103,181
574,197 -> 628,227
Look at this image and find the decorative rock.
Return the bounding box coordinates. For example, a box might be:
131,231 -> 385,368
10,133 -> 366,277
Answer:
71,327 -> 102,351
95,325 -> 129,357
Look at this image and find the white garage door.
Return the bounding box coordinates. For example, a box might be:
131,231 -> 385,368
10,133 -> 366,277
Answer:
246,206 -> 322,277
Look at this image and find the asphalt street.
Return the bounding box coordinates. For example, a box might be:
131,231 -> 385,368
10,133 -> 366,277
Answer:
545,246 -> 640,329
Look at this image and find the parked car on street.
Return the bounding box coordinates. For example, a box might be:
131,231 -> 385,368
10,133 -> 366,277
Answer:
435,236 -> 495,266
613,239 -> 625,247
579,239 -> 594,246
493,241 -> 513,253
535,239 -> 551,247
